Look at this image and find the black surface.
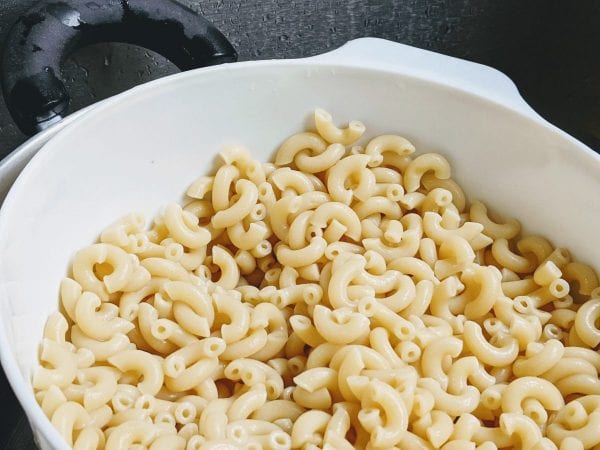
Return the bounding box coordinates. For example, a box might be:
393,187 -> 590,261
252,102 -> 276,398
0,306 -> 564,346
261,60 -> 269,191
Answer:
0,1 -> 598,448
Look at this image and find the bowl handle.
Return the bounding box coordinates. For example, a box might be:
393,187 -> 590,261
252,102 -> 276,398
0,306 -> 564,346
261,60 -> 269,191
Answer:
1,0 -> 237,136
311,38 -> 539,120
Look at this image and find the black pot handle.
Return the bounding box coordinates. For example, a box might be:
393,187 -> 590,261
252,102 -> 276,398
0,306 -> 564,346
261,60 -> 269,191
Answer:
1,0 -> 237,136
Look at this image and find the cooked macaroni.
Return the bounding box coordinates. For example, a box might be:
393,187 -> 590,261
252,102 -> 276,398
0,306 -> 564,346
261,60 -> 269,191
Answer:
35,109 -> 600,449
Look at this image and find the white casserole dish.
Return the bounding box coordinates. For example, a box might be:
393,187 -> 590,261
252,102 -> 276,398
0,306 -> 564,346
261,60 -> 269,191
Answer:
0,38 -> 598,449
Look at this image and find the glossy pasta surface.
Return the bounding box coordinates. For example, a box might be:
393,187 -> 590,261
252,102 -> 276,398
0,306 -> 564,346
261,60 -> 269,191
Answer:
35,110 -> 600,450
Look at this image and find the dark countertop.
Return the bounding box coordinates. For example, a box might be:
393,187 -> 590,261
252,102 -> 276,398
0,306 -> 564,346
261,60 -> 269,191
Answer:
0,1 -> 598,448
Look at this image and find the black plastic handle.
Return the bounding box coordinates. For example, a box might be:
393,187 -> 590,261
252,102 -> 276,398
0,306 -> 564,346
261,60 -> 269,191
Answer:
1,0 -> 237,135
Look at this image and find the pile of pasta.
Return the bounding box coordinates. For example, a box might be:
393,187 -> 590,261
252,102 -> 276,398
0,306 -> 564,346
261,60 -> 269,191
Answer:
35,109 -> 600,450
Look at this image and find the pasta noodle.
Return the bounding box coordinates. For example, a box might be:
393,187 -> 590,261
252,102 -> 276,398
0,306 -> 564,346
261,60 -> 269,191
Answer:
34,109 -> 600,449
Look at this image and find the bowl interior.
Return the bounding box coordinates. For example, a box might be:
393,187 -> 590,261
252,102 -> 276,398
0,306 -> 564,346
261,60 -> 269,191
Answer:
0,60 -> 598,446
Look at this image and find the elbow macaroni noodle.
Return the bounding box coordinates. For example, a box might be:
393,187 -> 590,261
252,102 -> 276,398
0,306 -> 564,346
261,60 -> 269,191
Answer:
36,109 -> 600,449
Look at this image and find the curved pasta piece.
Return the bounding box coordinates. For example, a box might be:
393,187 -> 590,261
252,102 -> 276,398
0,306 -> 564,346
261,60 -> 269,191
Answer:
447,356 -> 495,394
186,175 -> 213,200
140,258 -> 190,281
119,277 -> 168,321
227,360 -> 284,400
433,234 -> 474,279
219,145 -> 252,169
404,153 -> 451,193
469,200 -> 520,240
513,339 -> 565,377
358,298 -> 415,341
108,350 -> 164,396
70,326 -> 130,362
149,435 -> 186,450
60,278 -> 82,321
163,280 -> 213,337
420,336 -> 463,389
547,397 -> 600,448
327,154 -> 374,204
276,237 -> 327,268
462,321 -> 519,367
211,245 -> 241,289
76,366 -> 119,411
105,420 -> 156,450
491,238 -> 537,274
220,329 -> 269,361
286,210 -> 315,250
212,164 -> 240,212
563,347 -> 600,372
183,200 -> 222,241
373,167 -> 402,185
249,307 -> 289,362
423,211 -> 484,246
502,377 -> 564,414
459,264 -> 503,320
74,427 -> 105,450
273,284 -> 323,308
562,262 -> 600,295
164,203 -> 211,249
289,315 -> 326,348
388,257 -> 437,283
375,274 -> 417,312
275,132 -> 327,166
51,402 -> 90,447
295,143 -> 345,173
360,379 -> 409,448
251,400 -> 305,423
291,410 -> 332,448
418,187 -> 453,215
165,358 -> 219,392
517,236 -> 554,267
213,291 -> 251,343
541,357 -> 597,383
353,196 -> 402,220
312,305 -> 370,344
364,134 -> 415,167
164,338 -> 225,379
73,244 -> 146,300
269,196 -> 303,242
227,221 -> 268,251
227,383 -> 267,421
555,374 -> 600,396
43,312 -> 68,344
271,167 -> 315,195
75,292 -> 134,341
473,425 -> 515,448
400,280 -> 435,319
101,213 -> 146,247
338,350 -> 388,403
211,179 -> 259,229
33,339 -> 78,390
310,202 -> 362,241
417,378 -> 480,416
314,108 -> 365,145
499,414 -> 542,450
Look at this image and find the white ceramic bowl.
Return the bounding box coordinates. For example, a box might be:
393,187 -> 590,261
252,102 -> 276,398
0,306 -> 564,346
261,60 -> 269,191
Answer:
0,38 -> 598,449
